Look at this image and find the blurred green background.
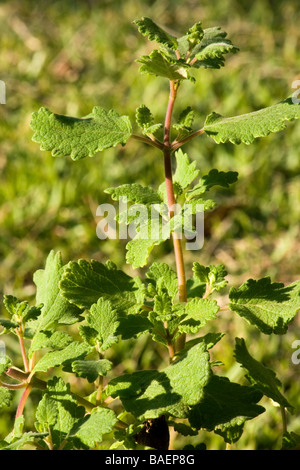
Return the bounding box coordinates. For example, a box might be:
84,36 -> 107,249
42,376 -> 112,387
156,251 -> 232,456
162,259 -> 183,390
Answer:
0,0 -> 300,449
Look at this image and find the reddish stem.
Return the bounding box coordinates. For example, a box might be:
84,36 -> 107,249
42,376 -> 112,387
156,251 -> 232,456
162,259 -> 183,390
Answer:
16,384 -> 32,419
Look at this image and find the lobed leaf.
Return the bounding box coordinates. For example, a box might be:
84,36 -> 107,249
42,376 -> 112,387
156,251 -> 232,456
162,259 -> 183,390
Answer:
59,259 -> 141,312
137,50 -> 193,81
134,17 -> 178,50
105,183 -> 162,205
31,106 -> 132,160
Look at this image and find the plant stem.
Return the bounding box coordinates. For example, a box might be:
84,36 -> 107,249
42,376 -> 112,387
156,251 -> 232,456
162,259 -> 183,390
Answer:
171,128 -> 205,151
131,134 -> 164,150
16,329 -> 29,372
280,406 -> 287,434
163,81 -> 187,352
16,384 -> 32,418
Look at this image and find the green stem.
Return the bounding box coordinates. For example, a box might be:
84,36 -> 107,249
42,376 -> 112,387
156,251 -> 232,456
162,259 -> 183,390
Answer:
280,406 -> 287,434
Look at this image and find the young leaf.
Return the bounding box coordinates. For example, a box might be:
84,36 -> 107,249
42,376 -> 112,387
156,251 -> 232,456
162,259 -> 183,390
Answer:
0,388 -> 12,410
31,106 -> 132,160
188,375 -> 264,444
146,262 -> 178,300
87,298 -> 119,351
59,259 -> 141,313
105,183 -> 162,205
173,107 -> 195,139
186,169 -> 238,200
35,395 -> 59,433
135,104 -> 162,135
193,27 -> 239,69
234,338 -> 291,408
33,251 -> 83,332
173,149 -> 199,191
229,278 -> 300,334
134,17 -> 178,50
106,342 -> 211,421
204,97 -> 300,145
178,298 -> 220,334
137,50 -> 193,82
193,263 -> 228,293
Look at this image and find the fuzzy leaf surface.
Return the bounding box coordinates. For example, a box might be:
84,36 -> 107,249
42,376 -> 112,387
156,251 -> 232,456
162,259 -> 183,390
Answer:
33,251 -> 83,332
229,278 -> 300,334
31,107 -> 132,160
106,342 -> 211,420
86,298 -> 119,351
70,407 -> 117,448
134,17 -> 178,49
72,359 -> 112,383
173,149 -> 199,191
33,341 -> 90,373
59,259 -> 141,313
204,98 -> 300,144
137,50 -> 192,81
105,183 -> 162,205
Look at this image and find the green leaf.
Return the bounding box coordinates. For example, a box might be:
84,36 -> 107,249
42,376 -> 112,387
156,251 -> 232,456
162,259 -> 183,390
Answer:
173,149 -> 199,191
105,183 -> 162,205
87,298 -> 119,351
29,330 -> 74,357
106,342 -> 211,421
193,263 -> 228,293
3,295 -> 43,325
125,215 -> 170,269
234,338 -> 291,408
59,259 -> 141,313
229,278 -> 300,334
33,251 -> 83,332
134,17 -> 178,50
204,97 -> 300,144
42,376 -> 86,448
178,298 -> 220,334
173,107 -> 195,139
72,359 -> 112,383
186,169 -> 238,200
188,375 -> 264,444
35,395 -> 59,433
0,388 -> 12,410
193,27 -> 239,69
146,262 -> 178,300
282,432 -> 300,450
33,341 -> 90,373
137,50 -> 192,81
116,314 -> 152,340
70,407 -> 117,448
31,106 -> 132,160
135,104 -> 162,135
